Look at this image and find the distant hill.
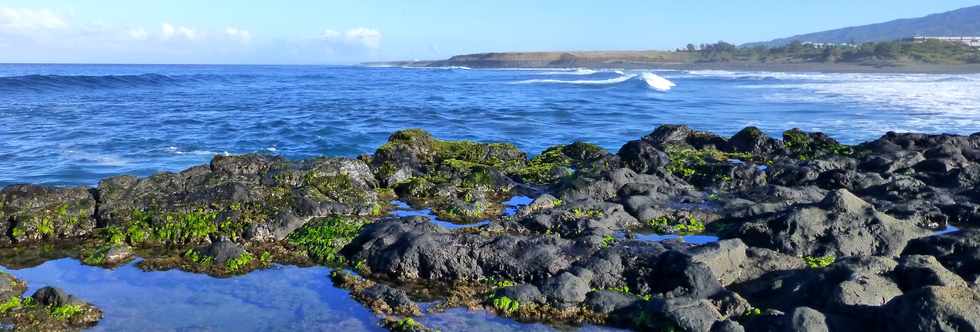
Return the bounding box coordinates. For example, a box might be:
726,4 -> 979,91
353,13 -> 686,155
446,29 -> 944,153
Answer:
744,5 -> 980,47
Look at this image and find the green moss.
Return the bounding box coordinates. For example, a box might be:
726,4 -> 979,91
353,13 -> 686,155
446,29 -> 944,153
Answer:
803,255 -> 836,269
259,251 -> 273,266
183,248 -> 214,266
81,245 -> 112,266
664,145 -> 753,183
647,215 -> 705,235
600,234 -> 616,248
124,209 -> 152,245
380,129 -> 527,175
155,209 -> 218,245
570,208 -> 604,219
34,215 -> 55,236
50,304 -> 84,320
743,307 -> 764,317
516,145 -> 574,184
11,226 -> 25,239
607,285 -> 631,295
288,216 -> 368,266
439,201 -> 489,220
0,296 -> 23,313
56,203 -> 79,226
100,226 -> 125,245
386,128 -> 435,146
369,202 -> 384,216
491,295 -> 520,314
492,279 -> 516,288
597,285 -> 652,301
225,251 -> 254,272
387,317 -> 425,332
305,171 -> 368,205
783,129 -> 852,160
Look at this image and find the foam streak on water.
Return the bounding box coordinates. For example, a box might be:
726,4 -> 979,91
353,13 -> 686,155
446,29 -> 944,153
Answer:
1,64 -> 978,186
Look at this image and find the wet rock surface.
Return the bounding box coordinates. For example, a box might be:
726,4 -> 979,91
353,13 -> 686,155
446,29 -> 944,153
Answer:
0,273 -> 102,331
1,125 -> 979,331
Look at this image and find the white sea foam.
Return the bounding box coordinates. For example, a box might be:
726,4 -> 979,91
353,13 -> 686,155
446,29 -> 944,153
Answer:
512,71 -> 676,92
738,74 -> 980,116
166,146 -> 221,156
641,72 -> 676,92
512,73 -> 638,85
538,68 -> 598,75
63,150 -> 129,166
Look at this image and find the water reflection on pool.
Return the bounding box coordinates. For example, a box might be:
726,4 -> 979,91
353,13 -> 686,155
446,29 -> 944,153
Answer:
0,259 -> 383,331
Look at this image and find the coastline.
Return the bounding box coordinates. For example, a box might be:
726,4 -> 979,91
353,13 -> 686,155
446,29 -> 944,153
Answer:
2,125 -> 979,331
371,61 -> 980,74
367,52 -> 980,74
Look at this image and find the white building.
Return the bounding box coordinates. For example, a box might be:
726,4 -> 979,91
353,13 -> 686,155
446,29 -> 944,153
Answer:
801,42 -> 855,48
911,36 -> 980,48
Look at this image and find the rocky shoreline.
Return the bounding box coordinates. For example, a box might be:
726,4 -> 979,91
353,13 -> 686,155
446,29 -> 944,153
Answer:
1,125 -> 979,331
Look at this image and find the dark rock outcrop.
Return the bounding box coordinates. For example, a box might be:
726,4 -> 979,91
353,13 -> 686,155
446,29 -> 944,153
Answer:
734,189 -> 930,257
0,185 -> 97,245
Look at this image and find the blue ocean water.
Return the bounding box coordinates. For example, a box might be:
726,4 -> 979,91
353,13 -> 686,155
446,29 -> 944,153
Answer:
2,64 -> 979,330
2,64 -> 980,187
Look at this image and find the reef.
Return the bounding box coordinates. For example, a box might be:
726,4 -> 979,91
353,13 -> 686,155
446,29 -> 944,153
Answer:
1,125 -> 979,331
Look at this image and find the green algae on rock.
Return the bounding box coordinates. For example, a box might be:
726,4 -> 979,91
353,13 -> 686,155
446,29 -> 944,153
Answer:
2,125 -> 980,331
0,273 -> 102,331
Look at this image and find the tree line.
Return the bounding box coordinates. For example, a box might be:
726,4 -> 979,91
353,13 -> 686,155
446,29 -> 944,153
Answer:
677,39 -> 980,64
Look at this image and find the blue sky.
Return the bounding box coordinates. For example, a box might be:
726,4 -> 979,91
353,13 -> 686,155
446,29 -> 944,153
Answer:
0,0 -> 977,64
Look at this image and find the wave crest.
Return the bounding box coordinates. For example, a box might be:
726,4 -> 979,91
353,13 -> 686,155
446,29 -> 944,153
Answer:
0,73 -> 182,91
513,71 -> 675,91
538,68 -> 598,76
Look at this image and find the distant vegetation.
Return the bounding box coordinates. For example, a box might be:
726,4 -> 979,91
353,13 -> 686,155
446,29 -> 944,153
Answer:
682,39 -> 980,66
744,5 -> 980,48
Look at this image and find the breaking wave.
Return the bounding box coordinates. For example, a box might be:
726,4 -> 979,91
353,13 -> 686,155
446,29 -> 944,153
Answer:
512,71 -> 675,91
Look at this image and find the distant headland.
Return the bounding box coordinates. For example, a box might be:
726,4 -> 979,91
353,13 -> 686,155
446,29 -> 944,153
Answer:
370,5 -> 980,74
367,39 -> 980,73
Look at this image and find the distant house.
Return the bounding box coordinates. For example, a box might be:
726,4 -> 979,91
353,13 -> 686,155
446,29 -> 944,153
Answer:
909,36 -> 980,48
801,42 -> 855,48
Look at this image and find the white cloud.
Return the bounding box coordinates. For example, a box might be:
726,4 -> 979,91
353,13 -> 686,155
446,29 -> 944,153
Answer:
225,27 -> 251,43
128,27 -> 148,40
345,27 -> 381,49
320,27 -> 382,49
0,8 -> 67,31
0,8 -> 382,63
177,26 -> 197,40
321,29 -> 341,40
161,23 -> 175,39
160,22 -> 197,40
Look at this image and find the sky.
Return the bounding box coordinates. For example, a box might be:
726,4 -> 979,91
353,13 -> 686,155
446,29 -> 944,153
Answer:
0,0 -> 977,64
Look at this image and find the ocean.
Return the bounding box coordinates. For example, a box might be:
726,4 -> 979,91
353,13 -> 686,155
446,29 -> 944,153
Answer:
1,64 -> 979,330
2,64 -> 979,187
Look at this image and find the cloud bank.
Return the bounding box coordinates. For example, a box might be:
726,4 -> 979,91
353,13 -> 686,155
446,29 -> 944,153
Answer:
0,7 -> 383,64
